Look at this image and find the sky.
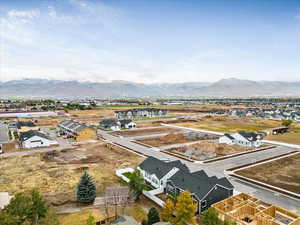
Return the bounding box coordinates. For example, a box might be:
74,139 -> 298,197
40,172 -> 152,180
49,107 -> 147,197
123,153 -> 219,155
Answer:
0,0 -> 300,83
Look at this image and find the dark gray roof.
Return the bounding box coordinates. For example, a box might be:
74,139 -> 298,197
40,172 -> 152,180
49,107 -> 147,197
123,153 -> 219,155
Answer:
169,170 -> 234,200
224,133 -> 234,140
139,157 -> 189,179
17,121 -> 35,129
20,130 -> 52,142
238,131 -> 258,141
99,119 -> 120,127
119,120 -> 134,126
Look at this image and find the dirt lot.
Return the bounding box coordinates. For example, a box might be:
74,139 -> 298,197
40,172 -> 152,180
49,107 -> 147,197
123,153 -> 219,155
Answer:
137,132 -> 217,147
266,127 -> 300,145
174,115 -> 282,133
168,141 -> 253,161
112,127 -> 178,137
235,153 -> 300,194
0,141 -> 143,205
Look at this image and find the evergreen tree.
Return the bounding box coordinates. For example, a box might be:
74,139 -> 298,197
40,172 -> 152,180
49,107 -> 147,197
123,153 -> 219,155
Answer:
76,171 -> 96,204
147,207 -> 160,225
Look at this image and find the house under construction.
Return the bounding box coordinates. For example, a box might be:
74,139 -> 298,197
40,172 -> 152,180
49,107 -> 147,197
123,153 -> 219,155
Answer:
212,193 -> 300,225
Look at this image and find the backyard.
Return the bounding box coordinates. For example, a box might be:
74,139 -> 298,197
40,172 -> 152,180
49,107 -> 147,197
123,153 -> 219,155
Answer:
235,153 -> 300,194
0,141 -> 143,205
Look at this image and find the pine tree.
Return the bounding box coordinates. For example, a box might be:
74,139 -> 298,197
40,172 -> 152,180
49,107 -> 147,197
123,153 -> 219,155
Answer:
76,171 -> 96,204
147,207 -> 160,225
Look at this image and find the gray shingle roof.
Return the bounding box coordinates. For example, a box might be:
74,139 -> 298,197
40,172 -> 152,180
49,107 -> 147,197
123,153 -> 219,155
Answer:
139,157 -> 189,179
20,130 -> 52,142
169,170 -> 233,200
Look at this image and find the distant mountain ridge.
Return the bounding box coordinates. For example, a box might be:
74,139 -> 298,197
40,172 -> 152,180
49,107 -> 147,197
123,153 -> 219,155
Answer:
1,78 -> 300,98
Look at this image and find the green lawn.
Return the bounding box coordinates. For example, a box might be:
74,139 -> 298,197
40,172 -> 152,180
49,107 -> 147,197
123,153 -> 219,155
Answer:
122,172 -> 154,191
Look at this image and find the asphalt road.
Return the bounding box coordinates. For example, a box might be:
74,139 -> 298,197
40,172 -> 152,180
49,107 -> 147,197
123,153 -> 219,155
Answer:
98,129 -> 300,213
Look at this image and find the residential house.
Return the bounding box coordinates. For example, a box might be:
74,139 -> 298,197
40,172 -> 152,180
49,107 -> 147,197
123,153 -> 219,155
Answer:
219,131 -> 262,147
138,157 -> 234,214
99,120 -> 121,131
115,108 -> 168,119
58,120 -> 96,141
119,120 -> 136,129
20,130 -> 58,148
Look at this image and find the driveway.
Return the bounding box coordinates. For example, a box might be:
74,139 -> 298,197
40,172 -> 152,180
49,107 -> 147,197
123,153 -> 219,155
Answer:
0,123 -> 9,143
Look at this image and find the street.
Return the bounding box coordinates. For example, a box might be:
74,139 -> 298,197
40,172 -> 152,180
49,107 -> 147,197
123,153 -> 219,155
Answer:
98,129 -> 300,213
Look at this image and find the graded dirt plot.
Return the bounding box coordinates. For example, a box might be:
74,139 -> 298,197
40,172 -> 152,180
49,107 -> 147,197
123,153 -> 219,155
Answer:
266,127 -> 300,145
175,115 -> 282,133
168,141 -> 253,161
137,132 -> 217,147
235,153 -> 300,194
112,127 -> 178,137
0,142 -> 143,205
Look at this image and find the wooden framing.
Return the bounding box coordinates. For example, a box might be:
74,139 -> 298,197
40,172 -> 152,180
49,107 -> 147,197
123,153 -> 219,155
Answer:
212,193 -> 300,225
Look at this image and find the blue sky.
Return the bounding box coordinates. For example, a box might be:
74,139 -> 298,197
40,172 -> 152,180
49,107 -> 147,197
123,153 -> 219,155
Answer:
0,0 -> 300,83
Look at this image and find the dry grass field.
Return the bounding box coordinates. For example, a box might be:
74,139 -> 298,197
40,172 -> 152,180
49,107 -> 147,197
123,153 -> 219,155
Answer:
112,127 -> 178,137
266,127 -> 300,145
0,142 -> 143,205
69,109 -> 115,118
174,115 -> 282,133
235,153 -> 300,194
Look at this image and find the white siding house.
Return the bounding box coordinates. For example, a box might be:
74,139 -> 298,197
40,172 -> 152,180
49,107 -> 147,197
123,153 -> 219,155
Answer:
20,130 -> 58,148
219,131 -> 262,148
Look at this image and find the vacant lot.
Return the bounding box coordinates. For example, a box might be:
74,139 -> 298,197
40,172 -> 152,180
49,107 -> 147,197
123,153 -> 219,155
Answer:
175,115 -> 282,133
235,153 -> 300,194
137,132 -> 217,147
0,142 -> 143,205
168,141 -> 253,160
266,127 -> 300,145
69,109 -> 114,118
112,127 -> 178,137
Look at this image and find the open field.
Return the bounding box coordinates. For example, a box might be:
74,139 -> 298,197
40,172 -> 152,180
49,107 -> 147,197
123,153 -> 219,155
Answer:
112,127 -> 178,137
167,141 -> 253,161
0,141 -> 143,205
174,115 -> 282,133
137,132 -> 217,147
266,127 -> 300,145
69,109 -> 115,118
235,153 -> 300,194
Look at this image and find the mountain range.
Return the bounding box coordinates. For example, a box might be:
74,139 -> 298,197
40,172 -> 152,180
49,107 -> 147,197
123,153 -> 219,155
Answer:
1,78 -> 300,98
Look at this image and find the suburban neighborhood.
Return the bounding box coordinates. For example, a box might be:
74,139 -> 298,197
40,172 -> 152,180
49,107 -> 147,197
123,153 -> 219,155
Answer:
1,0 -> 300,224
